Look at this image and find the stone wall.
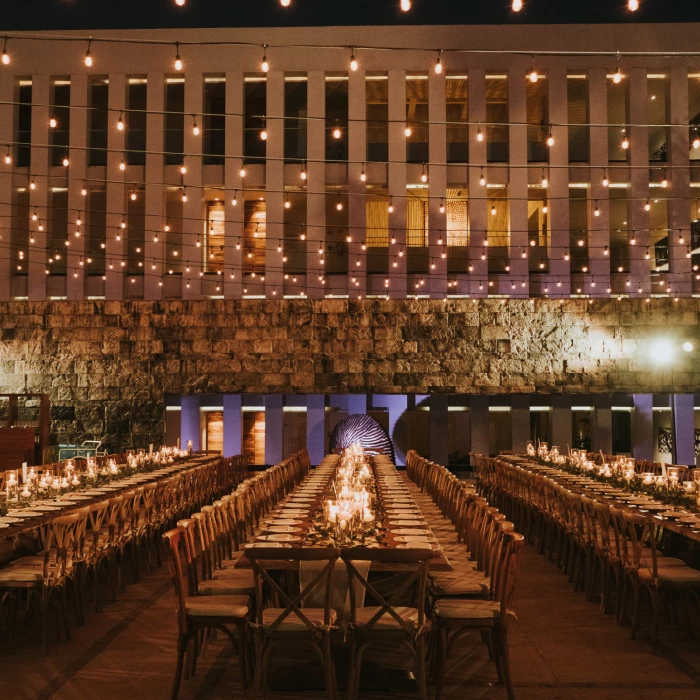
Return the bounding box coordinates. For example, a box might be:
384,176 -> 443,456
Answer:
0,298 -> 698,451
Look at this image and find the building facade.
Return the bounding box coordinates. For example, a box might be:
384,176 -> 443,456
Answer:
1,23 -> 700,463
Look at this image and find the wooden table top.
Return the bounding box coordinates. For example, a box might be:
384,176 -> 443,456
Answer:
236,456 -> 452,572
0,454 -> 221,543
498,455 -> 700,544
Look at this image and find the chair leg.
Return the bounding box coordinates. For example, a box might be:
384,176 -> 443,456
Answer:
323,633 -> 337,700
171,635 -> 186,700
434,626 -> 447,700
415,636 -> 428,700
498,628 -> 516,700
650,586 -> 661,653
630,582 -> 641,640
252,633 -> 264,700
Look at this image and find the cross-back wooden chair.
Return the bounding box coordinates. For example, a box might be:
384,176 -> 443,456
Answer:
163,526 -> 249,699
245,546 -> 341,700
341,547 -> 433,700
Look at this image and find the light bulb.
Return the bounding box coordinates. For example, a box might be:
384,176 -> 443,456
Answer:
541,173 -> 548,188
621,136 -> 629,149
360,168 -> 366,182
594,203 -> 600,217
117,112 -> 124,131
261,46 -> 269,73
81,185 -> 87,196
476,127 -> 483,142
180,163 -> 187,175
434,52 -> 442,74
285,198 -> 291,209
405,125 -> 412,137
661,177 -> 668,188
130,192 -> 137,201
512,0 -> 523,10
602,172 -> 609,187
175,54 -> 182,71
350,50 -> 358,72
62,155 -> 69,167
49,117 -> 57,129
628,0 -> 639,10
491,205 -> 497,216
547,130 -> 554,147
281,0 -> 291,5
542,204 -> 548,214
613,67 -> 622,84
644,199 -> 651,212
336,201 -> 343,211
192,119 -> 199,136
176,0 -> 185,5
400,0 -> 411,10
694,136 -> 700,149
84,40 -> 93,67
239,167 -> 246,178
4,152 -> 10,165
260,128 -> 267,140
479,173 -> 486,187
1,38 -> 9,65
300,165 -> 307,180
333,126 -> 341,139
388,198 -> 394,214
529,67 -> 538,83
119,159 -> 126,171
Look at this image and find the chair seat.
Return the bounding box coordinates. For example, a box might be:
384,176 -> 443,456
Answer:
638,565 -> 700,585
434,598 -> 505,621
185,594 -> 250,619
262,607 -> 337,632
353,606 -> 426,631
0,567 -> 44,583
8,554 -> 74,571
430,572 -> 489,597
199,577 -> 255,596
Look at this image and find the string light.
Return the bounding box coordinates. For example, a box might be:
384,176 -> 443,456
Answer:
231,190 -> 238,206
439,199 -> 445,214
239,166 -> 246,178
404,124 -> 412,138
421,162 -> 428,183
594,201 -> 600,217
117,111 -> 124,131
281,0 -> 291,7
621,134 -> 630,149
400,0 -> 411,10
613,54 -> 623,84
261,45 -> 269,73
602,168 -> 609,187
628,0 -> 639,10
546,127 -> 554,147
284,192 -> 291,209
512,0 -> 523,11
300,163 -> 307,180
528,57 -> 538,83
644,198 -> 651,211
350,48 -> 358,72
192,115 -> 200,136
388,197 -> 394,214
174,42 -> 183,72
84,38 -> 93,67
62,151 -> 69,167
49,117 -> 57,129
360,164 -> 366,182
541,168 -> 548,188
476,126 -> 483,142
1,37 -> 9,65
434,50 -> 443,75
479,167 -> 486,186
4,147 -> 10,165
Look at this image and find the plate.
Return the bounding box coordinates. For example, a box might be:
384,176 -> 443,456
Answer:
267,519 -> 303,526
257,534 -> 301,542
31,505 -> 63,512
391,528 -> 430,536
395,535 -> 435,543
265,526 -> 303,534
245,542 -> 292,549
389,520 -> 427,527
7,510 -> 43,517
0,516 -> 24,523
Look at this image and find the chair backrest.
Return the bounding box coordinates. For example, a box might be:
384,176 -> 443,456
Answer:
245,546 -> 340,634
163,527 -> 189,635
341,547 -> 432,635
493,531 -> 525,628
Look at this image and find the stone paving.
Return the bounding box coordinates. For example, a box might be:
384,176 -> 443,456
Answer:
1,543 -> 699,700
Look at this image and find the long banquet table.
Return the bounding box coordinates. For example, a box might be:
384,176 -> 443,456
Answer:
495,454 -> 700,544
0,453 -> 222,543
236,453 -> 452,571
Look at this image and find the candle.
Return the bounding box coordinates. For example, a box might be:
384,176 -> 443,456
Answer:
642,473 -> 654,485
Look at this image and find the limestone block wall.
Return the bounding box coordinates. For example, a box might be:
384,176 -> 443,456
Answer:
0,298 -> 697,451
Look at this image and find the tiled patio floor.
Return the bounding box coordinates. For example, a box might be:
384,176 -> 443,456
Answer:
1,543 -> 699,700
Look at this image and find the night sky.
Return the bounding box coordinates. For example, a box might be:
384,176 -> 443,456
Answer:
2,0 -> 700,31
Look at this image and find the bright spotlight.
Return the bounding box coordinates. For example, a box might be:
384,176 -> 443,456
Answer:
683,341 -> 693,353
649,338 -> 675,365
